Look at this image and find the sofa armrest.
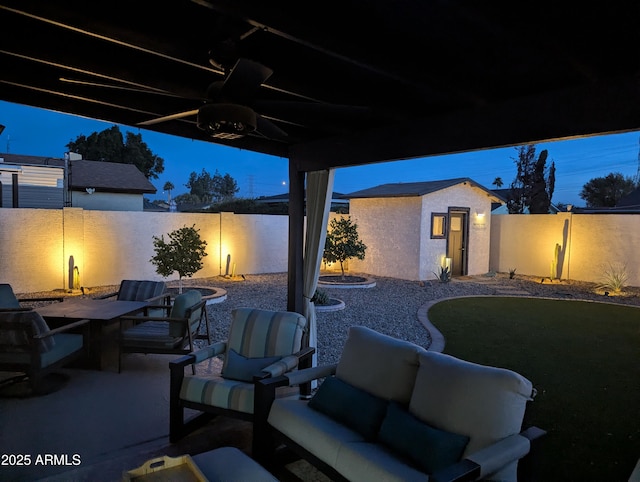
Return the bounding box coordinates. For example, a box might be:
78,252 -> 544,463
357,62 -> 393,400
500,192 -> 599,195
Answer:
284,363 -> 338,386
430,427 -> 546,482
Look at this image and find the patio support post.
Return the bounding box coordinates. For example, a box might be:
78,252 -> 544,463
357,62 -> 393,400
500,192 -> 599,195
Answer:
287,161 -> 305,315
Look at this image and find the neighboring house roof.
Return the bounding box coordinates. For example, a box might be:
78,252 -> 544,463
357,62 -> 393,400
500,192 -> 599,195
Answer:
0,153 -> 64,167
616,187 -> 640,209
0,153 -> 156,194
257,191 -> 349,203
69,160 -> 156,194
345,178 -> 503,201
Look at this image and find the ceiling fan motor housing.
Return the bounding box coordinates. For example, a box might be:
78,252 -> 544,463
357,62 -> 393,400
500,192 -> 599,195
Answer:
197,103 -> 257,139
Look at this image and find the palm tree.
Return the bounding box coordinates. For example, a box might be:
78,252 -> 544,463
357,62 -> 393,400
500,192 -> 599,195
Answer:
163,181 -> 175,203
492,177 -> 503,188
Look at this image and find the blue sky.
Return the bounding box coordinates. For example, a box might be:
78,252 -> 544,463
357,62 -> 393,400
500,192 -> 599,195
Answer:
2,100 -> 639,206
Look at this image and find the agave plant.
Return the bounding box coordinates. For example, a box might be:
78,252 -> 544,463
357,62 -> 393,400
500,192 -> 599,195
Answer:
597,263 -> 628,294
433,266 -> 451,283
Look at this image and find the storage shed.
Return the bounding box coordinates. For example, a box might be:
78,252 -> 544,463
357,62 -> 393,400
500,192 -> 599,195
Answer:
344,178 -> 504,281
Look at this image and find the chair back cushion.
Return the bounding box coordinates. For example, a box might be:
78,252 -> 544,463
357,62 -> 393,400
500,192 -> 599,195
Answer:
169,290 -> 202,337
117,280 -> 166,301
0,284 -> 21,309
336,326 -> 424,404
0,310 -> 55,353
221,308 -> 306,376
410,351 -> 533,459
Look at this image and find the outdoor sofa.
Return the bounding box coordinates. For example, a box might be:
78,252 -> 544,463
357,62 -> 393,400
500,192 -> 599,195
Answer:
254,326 -> 545,482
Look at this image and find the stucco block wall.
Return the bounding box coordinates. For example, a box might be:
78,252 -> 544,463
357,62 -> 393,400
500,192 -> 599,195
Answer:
1,208 -> 289,293
348,197 -> 423,280
0,209 -> 64,292
490,213 -> 640,287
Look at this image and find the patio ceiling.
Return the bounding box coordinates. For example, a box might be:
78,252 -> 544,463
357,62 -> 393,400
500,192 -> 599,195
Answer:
2,1 -> 640,172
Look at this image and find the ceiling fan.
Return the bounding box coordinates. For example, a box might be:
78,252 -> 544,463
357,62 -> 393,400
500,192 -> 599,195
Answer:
137,57 -> 289,140
132,54 -> 375,142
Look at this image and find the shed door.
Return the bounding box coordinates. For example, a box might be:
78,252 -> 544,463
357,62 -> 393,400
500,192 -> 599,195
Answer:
447,211 -> 468,276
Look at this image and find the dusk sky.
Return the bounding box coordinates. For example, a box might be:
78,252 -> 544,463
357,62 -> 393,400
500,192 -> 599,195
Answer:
2,100 -> 639,207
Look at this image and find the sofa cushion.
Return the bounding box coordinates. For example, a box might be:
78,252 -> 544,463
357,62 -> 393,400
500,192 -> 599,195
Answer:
118,280 -> 166,301
225,308 -> 306,363
0,310 -> 55,353
269,399 -> 366,469
180,375 -> 255,414
335,441 -> 428,482
40,333 -> 83,368
123,321 -> 182,348
410,351 -> 533,482
222,349 -> 282,382
169,290 -> 202,337
379,401 -> 469,474
335,326 -> 424,403
308,376 -> 388,440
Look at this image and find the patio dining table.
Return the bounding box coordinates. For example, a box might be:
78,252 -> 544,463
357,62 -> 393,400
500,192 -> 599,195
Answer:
37,298 -> 149,371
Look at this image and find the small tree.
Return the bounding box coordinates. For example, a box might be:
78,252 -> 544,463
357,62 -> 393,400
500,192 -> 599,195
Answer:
323,217 -> 367,278
150,225 -> 208,293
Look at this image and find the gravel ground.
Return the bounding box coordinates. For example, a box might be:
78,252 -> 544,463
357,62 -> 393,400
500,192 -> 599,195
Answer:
17,272 -> 640,366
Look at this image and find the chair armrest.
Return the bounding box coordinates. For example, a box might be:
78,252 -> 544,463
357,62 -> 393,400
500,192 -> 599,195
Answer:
256,347 -> 317,380
145,293 -> 170,304
93,291 -> 117,300
190,341 -> 227,363
34,318 -> 90,338
169,341 -> 227,370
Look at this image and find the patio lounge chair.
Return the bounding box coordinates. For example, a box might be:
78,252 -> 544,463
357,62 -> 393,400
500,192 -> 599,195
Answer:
118,290 -> 210,373
0,309 -> 89,394
94,279 -> 167,302
0,283 -> 63,309
169,307 -> 314,443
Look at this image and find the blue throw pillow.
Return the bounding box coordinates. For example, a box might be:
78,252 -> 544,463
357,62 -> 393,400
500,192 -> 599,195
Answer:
308,376 -> 388,440
222,349 -> 282,382
379,402 -> 470,474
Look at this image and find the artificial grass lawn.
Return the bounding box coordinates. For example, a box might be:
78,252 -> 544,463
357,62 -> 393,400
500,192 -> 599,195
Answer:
428,297 -> 640,482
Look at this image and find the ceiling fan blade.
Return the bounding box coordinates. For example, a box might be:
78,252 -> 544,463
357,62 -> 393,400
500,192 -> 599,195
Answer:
60,78 -> 207,101
219,58 -> 273,104
255,114 -> 288,141
137,109 -> 199,126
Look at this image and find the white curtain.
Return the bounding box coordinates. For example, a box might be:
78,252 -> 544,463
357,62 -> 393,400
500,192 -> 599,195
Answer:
302,169 -> 335,371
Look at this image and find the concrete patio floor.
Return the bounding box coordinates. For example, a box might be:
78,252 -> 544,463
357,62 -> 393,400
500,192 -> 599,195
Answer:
0,353 -> 256,481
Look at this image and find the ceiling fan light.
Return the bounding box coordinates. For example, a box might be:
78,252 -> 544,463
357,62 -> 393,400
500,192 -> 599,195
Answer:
198,104 -> 256,139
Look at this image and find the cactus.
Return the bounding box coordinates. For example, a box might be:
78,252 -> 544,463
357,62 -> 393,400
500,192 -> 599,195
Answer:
550,243 -> 561,280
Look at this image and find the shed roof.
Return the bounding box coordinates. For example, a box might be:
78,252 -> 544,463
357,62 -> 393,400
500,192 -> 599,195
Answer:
345,178 -> 502,201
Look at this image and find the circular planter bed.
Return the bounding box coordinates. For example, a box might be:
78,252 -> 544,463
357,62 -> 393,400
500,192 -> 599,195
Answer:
314,298 -> 345,312
318,275 -> 376,289
166,286 -> 227,305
